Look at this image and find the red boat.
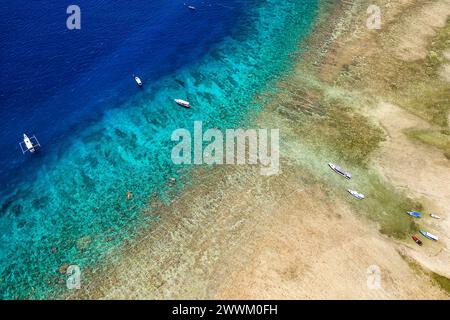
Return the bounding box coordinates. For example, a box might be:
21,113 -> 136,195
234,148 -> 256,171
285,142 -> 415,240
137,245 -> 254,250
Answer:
412,235 -> 423,246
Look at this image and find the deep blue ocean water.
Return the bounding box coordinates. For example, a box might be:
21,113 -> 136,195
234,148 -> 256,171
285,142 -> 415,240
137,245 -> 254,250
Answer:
0,0 -> 318,298
0,0 -> 247,188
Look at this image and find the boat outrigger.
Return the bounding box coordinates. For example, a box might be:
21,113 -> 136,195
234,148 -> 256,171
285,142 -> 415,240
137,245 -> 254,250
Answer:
406,211 -> 422,218
347,189 -> 365,200
19,134 -> 41,154
419,230 -> 438,241
328,163 -> 352,179
174,99 -> 190,108
133,75 -> 143,87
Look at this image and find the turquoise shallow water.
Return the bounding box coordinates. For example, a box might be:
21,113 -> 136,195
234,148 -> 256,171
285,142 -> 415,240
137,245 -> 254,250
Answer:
0,0 -> 318,299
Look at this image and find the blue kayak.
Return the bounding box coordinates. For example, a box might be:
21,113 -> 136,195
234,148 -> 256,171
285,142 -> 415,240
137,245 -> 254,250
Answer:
406,211 -> 422,218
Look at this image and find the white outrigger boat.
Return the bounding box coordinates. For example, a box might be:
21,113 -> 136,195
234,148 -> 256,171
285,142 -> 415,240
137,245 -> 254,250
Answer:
133,75 -> 143,87
328,163 -> 352,179
174,99 -> 190,108
347,189 -> 365,200
19,134 -> 41,154
430,213 -> 441,219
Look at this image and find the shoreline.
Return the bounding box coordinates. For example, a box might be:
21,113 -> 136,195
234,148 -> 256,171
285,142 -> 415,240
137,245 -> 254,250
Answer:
71,0 -> 450,299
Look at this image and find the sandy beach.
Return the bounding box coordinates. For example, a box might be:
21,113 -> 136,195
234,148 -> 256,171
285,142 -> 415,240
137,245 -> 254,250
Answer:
71,0 -> 450,299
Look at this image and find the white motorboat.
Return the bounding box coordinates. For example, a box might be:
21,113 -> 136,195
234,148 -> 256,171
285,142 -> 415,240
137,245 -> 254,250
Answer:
174,99 -> 190,108
184,3 -> 196,10
19,134 -> 41,154
430,213 -> 441,219
134,75 -> 143,87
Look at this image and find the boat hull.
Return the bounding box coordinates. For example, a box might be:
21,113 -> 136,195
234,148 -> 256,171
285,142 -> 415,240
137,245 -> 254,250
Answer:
134,76 -> 143,86
419,230 -> 438,241
175,99 -> 190,108
347,189 -> 364,200
406,211 -> 422,218
412,235 -> 423,246
328,163 -> 351,179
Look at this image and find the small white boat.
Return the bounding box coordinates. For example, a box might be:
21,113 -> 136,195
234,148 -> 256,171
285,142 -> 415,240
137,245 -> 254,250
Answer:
188,5 -> 196,10
19,134 -> 41,154
134,75 -> 143,87
420,230 -> 439,241
174,99 -> 190,108
430,214 -> 441,219
347,189 -> 365,200
328,163 -> 352,179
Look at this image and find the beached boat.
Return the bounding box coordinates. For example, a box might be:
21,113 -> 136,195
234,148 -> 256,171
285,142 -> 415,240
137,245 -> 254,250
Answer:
430,213 -> 441,219
406,211 -> 422,218
174,99 -> 190,108
419,230 -> 438,241
133,75 -> 143,87
412,235 -> 423,246
328,163 -> 352,179
19,134 -> 41,154
347,189 -> 365,200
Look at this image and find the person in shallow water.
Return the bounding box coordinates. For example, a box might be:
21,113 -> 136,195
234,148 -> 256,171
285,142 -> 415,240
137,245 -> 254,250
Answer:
126,191 -> 133,200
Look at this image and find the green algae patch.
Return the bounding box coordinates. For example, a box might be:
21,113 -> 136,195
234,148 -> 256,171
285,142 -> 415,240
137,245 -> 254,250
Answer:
335,8 -> 450,129
432,272 -> 450,295
400,252 -> 450,296
354,173 -> 421,239
390,19 -> 450,128
394,81 -> 450,128
404,128 -> 450,156
318,105 -> 385,167
276,77 -> 385,168
426,20 -> 450,74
